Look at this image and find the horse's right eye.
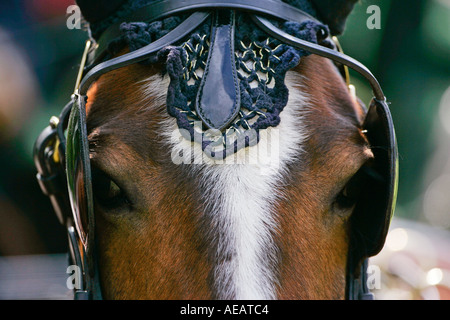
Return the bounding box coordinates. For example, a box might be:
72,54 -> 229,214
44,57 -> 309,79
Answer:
91,168 -> 131,210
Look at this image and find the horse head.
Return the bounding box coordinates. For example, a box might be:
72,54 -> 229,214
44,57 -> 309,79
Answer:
34,0 -> 398,300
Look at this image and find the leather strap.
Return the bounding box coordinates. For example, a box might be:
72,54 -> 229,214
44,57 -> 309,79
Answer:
347,259 -> 374,300
251,15 -> 386,101
195,10 -> 240,131
80,12 -> 211,95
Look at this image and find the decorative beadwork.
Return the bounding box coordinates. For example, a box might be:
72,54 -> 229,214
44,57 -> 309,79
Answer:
100,7 -> 331,159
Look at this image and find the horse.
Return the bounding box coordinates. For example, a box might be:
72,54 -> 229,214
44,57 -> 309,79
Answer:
34,0 -> 398,300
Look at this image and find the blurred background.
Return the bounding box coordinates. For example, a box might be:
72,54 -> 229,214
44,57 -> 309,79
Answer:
0,0 -> 449,299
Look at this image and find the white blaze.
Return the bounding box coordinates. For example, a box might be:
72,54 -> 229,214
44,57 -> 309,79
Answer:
144,72 -> 310,299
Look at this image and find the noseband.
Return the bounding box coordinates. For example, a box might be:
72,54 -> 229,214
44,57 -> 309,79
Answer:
34,0 -> 398,300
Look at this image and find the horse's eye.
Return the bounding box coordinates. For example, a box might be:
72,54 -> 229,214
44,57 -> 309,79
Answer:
336,183 -> 359,209
334,166 -> 367,210
92,168 -> 131,210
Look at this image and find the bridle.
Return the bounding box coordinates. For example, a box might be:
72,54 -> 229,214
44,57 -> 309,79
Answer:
33,0 -> 398,300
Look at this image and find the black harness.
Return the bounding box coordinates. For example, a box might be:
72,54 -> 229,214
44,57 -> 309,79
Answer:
33,0 -> 398,300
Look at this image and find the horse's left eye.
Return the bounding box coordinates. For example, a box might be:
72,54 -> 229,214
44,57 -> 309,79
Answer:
336,183 -> 359,209
91,168 -> 131,210
334,166 -> 366,210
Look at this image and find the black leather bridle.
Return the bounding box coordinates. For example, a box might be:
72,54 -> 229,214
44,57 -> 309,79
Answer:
33,0 -> 398,300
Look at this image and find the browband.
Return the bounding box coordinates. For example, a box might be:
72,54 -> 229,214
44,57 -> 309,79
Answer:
82,1 -> 385,104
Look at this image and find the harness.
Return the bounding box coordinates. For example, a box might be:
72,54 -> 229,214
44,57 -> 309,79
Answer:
33,0 -> 398,300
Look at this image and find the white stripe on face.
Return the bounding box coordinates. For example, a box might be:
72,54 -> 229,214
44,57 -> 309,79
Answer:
146,71 -> 310,299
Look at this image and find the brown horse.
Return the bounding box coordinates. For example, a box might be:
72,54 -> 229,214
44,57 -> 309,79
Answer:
34,0 -> 397,300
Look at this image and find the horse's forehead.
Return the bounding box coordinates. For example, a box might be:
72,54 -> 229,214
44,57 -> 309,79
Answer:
85,54 -> 367,186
